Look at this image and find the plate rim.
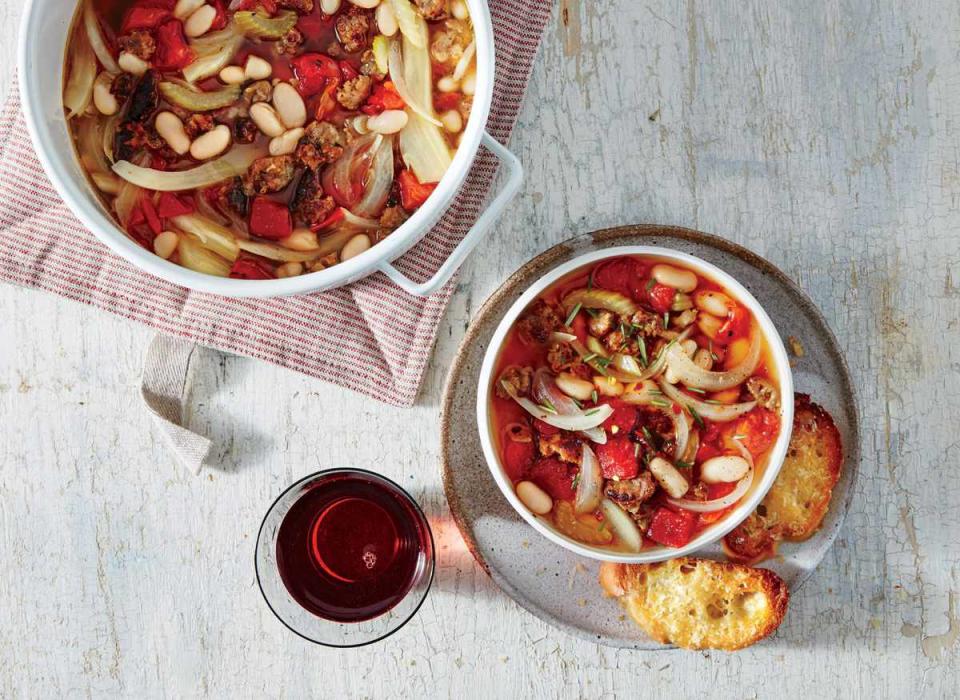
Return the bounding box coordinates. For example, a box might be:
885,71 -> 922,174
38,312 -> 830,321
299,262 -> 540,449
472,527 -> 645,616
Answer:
439,223 -> 862,648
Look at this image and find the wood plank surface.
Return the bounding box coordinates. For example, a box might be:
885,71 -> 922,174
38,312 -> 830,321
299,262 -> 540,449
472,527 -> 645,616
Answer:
1,1 -> 958,697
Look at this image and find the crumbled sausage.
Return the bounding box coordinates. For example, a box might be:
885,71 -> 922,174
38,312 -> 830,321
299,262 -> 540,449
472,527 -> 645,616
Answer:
295,121 -> 345,170
126,70 -> 159,122
276,27 -> 304,55
244,80 -> 273,104
291,170 -> 338,228
278,0 -> 314,11
118,31 -> 156,61
183,114 -> 216,139
335,6 -> 372,53
517,300 -> 564,344
547,342 -> 583,375
458,94 -> 473,121
431,19 -> 472,65
233,117 -> 259,144
495,366 -> 533,398
414,0 -> 448,20
538,433 -> 583,465
244,155 -> 297,195
359,49 -> 385,80
207,177 -> 249,218
587,310 -> 616,337
113,121 -> 164,161
604,472 -> 657,511
746,377 -> 780,411
336,75 -> 373,110
603,329 -> 638,356
111,73 -> 137,103
630,309 -> 663,338
380,205 -> 408,231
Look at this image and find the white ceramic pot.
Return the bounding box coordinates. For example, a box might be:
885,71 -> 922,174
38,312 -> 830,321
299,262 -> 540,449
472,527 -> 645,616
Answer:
476,246 -> 795,563
18,0 -> 521,298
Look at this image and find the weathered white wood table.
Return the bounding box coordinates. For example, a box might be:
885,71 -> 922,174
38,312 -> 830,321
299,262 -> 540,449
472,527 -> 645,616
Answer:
2,1 -> 958,697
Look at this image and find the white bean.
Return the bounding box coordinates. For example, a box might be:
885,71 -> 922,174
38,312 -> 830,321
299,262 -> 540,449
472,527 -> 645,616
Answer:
652,263 -> 698,292
320,0 -> 342,12
249,102 -> 286,137
276,261 -> 304,278
281,228 -> 320,251
696,312 -> 724,339
245,55 -> 273,81
366,109 -> 408,134
341,234 -> 371,260
174,0 -> 205,19
695,290 -> 732,317
153,231 -> 180,260
219,66 -> 246,85
440,109 -> 463,133
593,375 -> 624,397
190,124 -> 231,160
693,348 -> 714,370
648,457 -> 690,498
272,82 -> 307,129
460,69 -> 477,96
351,115 -> 369,134
680,338 -> 698,357
348,0 -> 380,7
437,75 -> 459,93
93,72 -> 118,116
700,455 -> 750,484
118,52 -> 149,76
555,372 -> 595,402
155,111 -> 191,155
184,4 -> 217,37
451,0 -> 469,20
515,481 -> 552,515
375,1 -> 398,36
269,127 -> 305,156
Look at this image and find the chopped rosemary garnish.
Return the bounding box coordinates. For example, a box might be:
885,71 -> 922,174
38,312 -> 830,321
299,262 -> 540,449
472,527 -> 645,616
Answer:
572,397 -> 583,409
688,405 -> 705,428
594,356 -> 612,368
651,398 -> 671,408
641,426 -> 656,446
733,433 -> 747,440
704,399 -> 722,405
584,408 -> 600,417
646,278 -> 655,291
686,386 -> 706,394
571,473 -> 581,488
585,308 -> 599,318
591,390 -> 598,403
565,302 -> 582,327
598,519 -> 608,532
675,459 -> 693,469
539,399 -> 558,414
663,312 -> 670,329
638,337 -> 648,367
587,269 -> 595,290
583,352 -> 598,363
634,442 -> 641,457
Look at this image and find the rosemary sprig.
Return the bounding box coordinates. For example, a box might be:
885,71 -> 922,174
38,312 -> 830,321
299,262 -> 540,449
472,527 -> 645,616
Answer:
564,302 -> 582,327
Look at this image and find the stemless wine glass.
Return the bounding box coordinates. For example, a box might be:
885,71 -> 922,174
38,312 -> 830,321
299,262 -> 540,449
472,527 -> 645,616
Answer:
255,469 -> 435,647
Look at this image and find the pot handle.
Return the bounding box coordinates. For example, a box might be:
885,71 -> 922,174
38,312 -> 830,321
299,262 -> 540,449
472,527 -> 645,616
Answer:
376,132 -> 523,296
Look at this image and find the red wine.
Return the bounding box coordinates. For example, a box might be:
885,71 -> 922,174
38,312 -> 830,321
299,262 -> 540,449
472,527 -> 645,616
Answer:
275,472 -> 430,623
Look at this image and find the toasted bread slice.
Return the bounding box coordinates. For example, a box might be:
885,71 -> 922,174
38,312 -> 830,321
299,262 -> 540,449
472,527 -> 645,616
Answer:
600,558 -> 789,650
724,394 -> 843,562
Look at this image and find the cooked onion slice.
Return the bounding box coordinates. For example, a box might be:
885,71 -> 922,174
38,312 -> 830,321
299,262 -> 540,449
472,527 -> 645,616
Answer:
183,25 -> 243,83
562,288 -> 638,316
621,383 -> 691,461
170,214 -> 239,261
452,39 -> 476,82
112,145 -> 264,191
389,0 -> 428,48
658,379 -> 757,423
499,380 -> 613,432
389,37 -> 442,126
352,136 -> 394,218
64,29 -> 97,119
667,440 -> 755,513
665,328 -> 761,390
84,1 -> 119,74
236,239 -> 330,263
531,368 -> 608,443
574,445 -> 603,514
599,498 -> 643,552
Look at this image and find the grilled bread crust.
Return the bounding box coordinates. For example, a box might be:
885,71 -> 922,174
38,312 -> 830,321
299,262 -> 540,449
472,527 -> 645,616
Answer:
599,558 -> 789,651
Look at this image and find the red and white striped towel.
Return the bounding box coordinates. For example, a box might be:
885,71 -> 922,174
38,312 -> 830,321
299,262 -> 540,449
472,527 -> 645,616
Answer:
0,1 -> 552,407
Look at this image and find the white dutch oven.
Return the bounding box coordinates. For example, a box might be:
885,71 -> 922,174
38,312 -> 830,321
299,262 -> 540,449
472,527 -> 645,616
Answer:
476,247 -> 795,563
18,0 -> 521,298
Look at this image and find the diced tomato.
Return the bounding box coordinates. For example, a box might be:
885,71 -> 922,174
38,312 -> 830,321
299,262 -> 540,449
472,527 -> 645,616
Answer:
716,304 -> 750,344
591,258 -> 639,297
363,82 -> 405,115
595,435 -> 640,480
733,407 -> 780,457
647,507 -> 697,548
339,60 -> 359,80
602,400 -> 638,435
229,257 -> 275,280
209,0 -> 229,31
153,20 -> 195,71
433,91 -> 462,111
502,439 -> 534,481
533,418 -> 560,436
249,197 -> 293,239
156,193 -> 195,218
291,53 -> 341,97
127,207 -> 146,228
528,458 -> 576,500
397,170 -> 437,211
121,1 -> 174,33
140,195 -> 163,236
310,206 -> 345,233
645,282 -> 676,314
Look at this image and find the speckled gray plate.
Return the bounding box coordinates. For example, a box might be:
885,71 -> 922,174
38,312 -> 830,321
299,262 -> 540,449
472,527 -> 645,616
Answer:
440,225 -> 860,650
